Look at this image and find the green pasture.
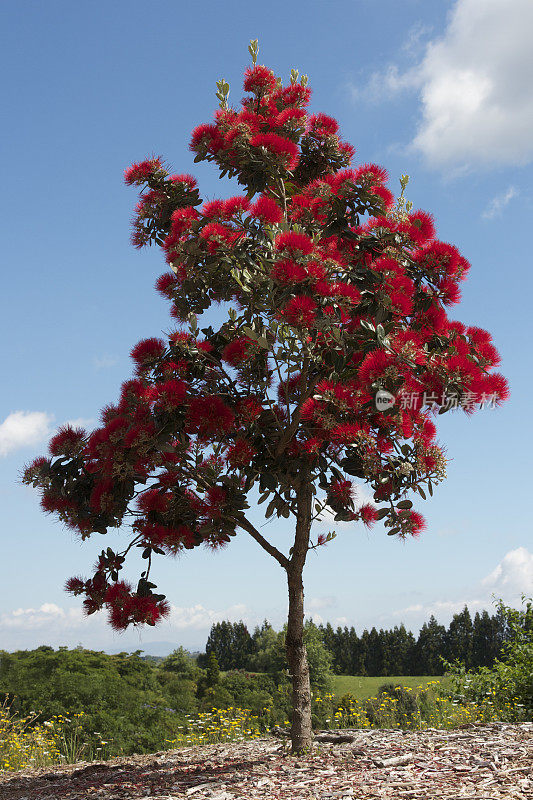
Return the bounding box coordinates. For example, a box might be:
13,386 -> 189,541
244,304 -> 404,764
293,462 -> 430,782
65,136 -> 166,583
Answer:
331,675 -> 450,700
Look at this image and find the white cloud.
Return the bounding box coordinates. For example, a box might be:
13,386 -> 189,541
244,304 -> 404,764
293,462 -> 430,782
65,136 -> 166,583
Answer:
0,411 -> 53,457
306,596 -> 337,612
1,603 -> 85,630
0,600 -> 254,651
482,546 -> 533,594
350,64 -> 419,104
392,547 -> 533,626
93,354 -> 118,369
166,603 -> 249,630
354,0 -> 533,169
482,186 -> 518,219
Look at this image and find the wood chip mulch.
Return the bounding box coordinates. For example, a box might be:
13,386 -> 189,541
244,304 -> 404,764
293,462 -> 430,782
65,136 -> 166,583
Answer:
0,722 -> 531,800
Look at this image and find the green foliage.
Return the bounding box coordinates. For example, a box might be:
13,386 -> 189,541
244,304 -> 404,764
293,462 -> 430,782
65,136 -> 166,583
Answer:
0,647 -> 181,756
444,597 -> 533,721
367,683 -> 418,725
204,621 -> 252,670
249,619 -> 333,691
160,647 -> 199,679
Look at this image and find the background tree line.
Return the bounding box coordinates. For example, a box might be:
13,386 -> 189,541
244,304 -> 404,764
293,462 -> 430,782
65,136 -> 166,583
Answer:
202,606 -> 509,676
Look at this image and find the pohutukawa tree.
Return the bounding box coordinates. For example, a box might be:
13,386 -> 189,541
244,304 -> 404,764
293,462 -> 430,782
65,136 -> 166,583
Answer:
25,42 -> 508,753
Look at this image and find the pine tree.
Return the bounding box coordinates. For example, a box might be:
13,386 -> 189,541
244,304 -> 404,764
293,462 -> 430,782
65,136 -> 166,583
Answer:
445,606 -> 474,666
415,615 -> 447,674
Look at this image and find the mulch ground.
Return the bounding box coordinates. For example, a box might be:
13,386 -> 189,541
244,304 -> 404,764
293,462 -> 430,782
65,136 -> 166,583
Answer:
0,722 -> 531,800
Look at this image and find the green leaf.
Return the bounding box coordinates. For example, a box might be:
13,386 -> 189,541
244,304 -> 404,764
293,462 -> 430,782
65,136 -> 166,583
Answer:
396,500 -> 413,510
243,326 -> 258,340
265,498 -> 277,518
375,508 -> 389,520
262,472 -> 277,490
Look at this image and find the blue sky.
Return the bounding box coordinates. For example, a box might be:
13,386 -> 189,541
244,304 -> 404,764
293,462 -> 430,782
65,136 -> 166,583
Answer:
1,0 -> 531,654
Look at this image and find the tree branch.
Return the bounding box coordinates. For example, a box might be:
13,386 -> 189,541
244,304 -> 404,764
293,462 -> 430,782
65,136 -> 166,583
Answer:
275,362 -> 320,458
234,512 -> 289,570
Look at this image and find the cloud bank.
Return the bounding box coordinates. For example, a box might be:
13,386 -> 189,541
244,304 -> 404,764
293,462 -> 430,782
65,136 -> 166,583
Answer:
353,0 -> 533,169
0,411 -> 53,457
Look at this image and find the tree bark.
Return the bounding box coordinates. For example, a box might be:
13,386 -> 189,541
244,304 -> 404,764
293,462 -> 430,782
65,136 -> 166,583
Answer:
285,473 -> 313,754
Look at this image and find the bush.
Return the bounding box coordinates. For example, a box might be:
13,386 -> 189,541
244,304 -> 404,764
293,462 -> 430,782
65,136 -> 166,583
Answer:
444,597 -> 532,721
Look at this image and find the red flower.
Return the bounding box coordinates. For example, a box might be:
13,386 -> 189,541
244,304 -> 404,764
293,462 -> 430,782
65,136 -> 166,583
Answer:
477,373 -> 510,404
275,231 -> 314,256
65,577 -> 86,595
281,296 -> 317,327
202,199 -> 224,218
271,260 -> 307,284
200,222 -> 242,253
155,379 -> 188,409
402,210 -> 436,246
354,163 -> 389,185
40,492 -> 73,515
414,241 -> 461,276
124,157 -> 163,185
236,397 -> 262,423
400,509 -> 426,537
330,282 -> 361,305
249,133 -> 300,170
308,113 -> 339,135
273,108 -> 307,129
226,438 -> 256,467
328,479 -> 352,506
130,338 -> 165,373
274,83 -> 311,108
438,276 -> 462,306
104,580 -> 132,605
169,173 -> 197,188
359,503 -> 378,528
467,326 -> 492,346
419,418 -> 437,444
244,65 -> 277,94
221,196 -> 250,218
371,184 -> 395,211
49,425 -> 86,457
358,350 -> 395,387
222,337 -> 254,365
155,273 -> 179,298
188,396 -> 235,437
251,195 -> 283,224
190,123 -> 224,153
303,437 -> 323,455
89,478 -> 114,513
137,487 -> 170,514
331,423 -> 363,444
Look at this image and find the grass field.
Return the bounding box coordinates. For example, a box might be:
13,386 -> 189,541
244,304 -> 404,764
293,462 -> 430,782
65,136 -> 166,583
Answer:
331,675 -> 450,700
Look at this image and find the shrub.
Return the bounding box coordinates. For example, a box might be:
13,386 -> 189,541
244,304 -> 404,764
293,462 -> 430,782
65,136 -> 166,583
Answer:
444,597 -> 532,721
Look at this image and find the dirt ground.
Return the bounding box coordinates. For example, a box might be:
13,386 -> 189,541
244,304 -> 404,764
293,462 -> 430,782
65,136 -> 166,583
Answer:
0,722 -> 531,799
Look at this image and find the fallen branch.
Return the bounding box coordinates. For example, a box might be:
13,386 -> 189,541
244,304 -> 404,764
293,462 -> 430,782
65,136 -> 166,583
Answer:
270,726 -> 355,744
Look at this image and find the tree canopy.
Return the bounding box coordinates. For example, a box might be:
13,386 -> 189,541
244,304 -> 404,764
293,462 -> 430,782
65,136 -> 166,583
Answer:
24,41 -> 508,751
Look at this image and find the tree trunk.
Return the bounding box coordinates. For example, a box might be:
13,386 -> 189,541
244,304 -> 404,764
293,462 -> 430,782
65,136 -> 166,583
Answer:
285,474 -> 313,754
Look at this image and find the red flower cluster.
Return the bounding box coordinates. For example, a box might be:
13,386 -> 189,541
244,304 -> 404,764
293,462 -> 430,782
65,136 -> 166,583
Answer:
281,296 -> 317,327
187,396 -> 235,438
